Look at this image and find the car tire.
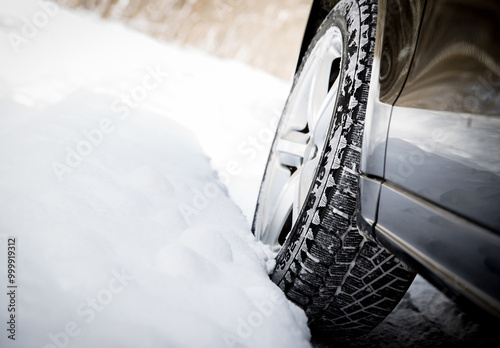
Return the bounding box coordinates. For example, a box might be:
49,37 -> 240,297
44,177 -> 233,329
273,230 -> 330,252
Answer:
252,0 -> 416,340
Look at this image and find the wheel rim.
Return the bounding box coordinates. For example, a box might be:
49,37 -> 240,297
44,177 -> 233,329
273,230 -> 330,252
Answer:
256,27 -> 344,250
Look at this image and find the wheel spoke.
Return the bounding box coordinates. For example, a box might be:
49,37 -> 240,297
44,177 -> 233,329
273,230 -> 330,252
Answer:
308,42 -> 341,127
313,77 -> 340,148
276,130 -> 310,167
294,155 -> 319,219
262,170 -> 299,248
308,49 -> 330,130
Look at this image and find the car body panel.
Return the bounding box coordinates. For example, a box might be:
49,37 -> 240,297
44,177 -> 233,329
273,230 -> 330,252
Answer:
375,182 -> 500,317
360,0 -> 392,179
386,107 -> 500,234
378,0 -> 426,104
356,175 -> 381,242
362,0 -> 426,178
302,0 -> 500,318
395,0 -> 500,115
381,1 -> 500,315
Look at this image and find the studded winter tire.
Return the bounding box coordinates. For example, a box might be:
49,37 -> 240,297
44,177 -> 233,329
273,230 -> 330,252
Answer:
252,0 -> 416,340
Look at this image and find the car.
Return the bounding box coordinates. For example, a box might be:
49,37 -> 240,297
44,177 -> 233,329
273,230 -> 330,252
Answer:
252,0 -> 500,341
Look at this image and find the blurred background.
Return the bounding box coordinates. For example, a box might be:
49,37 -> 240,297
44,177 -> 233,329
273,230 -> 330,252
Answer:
54,0 -> 312,81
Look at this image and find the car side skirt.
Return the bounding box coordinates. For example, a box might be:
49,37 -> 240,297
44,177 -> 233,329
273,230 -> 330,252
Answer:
361,179 -> 500,318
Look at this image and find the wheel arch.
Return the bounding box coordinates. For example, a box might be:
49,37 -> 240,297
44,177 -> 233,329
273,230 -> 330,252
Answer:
298,0 -> 426,102
357,0 -> 500,321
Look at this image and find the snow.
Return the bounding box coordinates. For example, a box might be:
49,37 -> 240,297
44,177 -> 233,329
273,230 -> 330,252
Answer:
2,1 -> 498,348
0,1 -> 310,347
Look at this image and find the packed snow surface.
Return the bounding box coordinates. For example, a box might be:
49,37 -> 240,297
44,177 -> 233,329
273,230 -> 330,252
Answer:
0,1 -> 310,347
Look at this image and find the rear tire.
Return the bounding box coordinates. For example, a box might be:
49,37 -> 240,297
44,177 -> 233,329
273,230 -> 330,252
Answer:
253,0 -> 416,340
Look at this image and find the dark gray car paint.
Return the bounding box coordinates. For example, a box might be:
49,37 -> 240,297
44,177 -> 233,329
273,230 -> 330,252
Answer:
386,107 -> 500,233
301,0 -> 500,318
376,0 -> 500,316
375,182 -> 500,317
396,0 -> 500,115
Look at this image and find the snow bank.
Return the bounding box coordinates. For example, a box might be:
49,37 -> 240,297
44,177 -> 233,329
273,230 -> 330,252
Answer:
0,1 -> 310,347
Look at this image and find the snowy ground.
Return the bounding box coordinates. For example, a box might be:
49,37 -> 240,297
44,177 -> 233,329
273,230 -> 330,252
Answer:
0,1 -> 311,347
0,1 -> 498,348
